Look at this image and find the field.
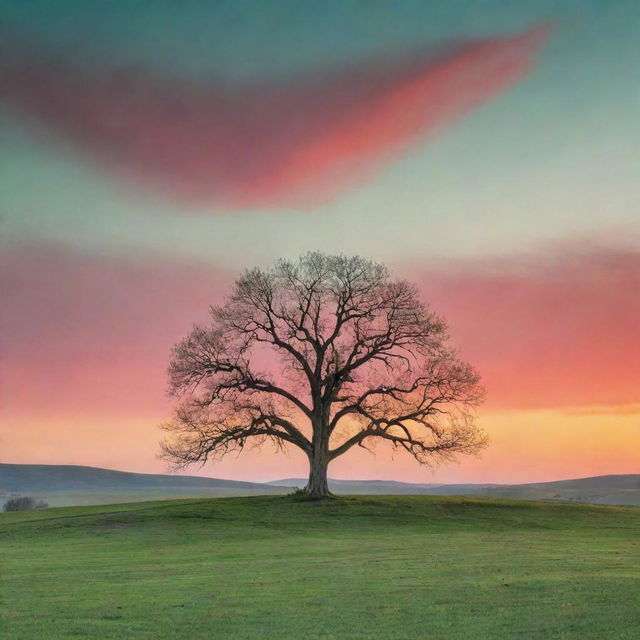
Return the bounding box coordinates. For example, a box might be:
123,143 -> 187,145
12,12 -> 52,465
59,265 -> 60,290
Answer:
1,495 -> 640,639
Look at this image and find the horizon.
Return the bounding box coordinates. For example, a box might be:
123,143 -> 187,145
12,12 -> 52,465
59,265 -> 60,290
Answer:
2,1 -> 639,486
2,461 -> 638,489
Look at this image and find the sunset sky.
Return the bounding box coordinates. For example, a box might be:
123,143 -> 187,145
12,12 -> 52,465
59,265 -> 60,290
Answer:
2,1 -> 638,483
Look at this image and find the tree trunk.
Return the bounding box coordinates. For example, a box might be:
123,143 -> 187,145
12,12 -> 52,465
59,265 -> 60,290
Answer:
305,417 -> 331,498
305,450 -> 330,498
304,410 -> 332,498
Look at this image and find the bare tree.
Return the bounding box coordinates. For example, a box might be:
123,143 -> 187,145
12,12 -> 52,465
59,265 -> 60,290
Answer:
161,253 -> 486,498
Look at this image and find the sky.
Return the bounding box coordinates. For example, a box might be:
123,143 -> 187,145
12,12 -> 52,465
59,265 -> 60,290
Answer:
1,1 -> 639,483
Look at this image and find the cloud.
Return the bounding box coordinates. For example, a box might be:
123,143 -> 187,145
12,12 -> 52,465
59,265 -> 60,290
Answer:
0,25 -> 551,210
2,238 -> 636,423
2,240 -> 637,478
0,244 -> 229,416
417,246 -> 640,410
561,404 -> 640,417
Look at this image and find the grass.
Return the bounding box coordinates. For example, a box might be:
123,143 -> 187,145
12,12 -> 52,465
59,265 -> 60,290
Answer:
1,495 -> 639,639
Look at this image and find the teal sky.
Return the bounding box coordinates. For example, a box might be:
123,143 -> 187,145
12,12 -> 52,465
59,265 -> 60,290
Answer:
2,0 -> 638,269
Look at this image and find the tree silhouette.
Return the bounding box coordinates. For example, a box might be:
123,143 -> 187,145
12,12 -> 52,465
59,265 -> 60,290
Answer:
161,253 -> 486,497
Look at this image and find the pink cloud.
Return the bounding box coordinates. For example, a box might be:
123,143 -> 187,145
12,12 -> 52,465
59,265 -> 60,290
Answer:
2,240 -> 638,478
417,247 -> 640,410
0,26 -> 551,209
0,244 -> 229,416
2,239 -> 636,425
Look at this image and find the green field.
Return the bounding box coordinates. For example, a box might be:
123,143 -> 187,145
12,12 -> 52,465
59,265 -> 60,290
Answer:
1,495 -> 639,639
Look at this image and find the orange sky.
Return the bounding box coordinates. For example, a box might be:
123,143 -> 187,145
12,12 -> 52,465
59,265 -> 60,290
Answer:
3,405 -> 639,484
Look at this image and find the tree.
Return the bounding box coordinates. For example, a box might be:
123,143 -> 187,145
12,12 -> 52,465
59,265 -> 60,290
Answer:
3,497 -> 48,512
161,253 -> 486,498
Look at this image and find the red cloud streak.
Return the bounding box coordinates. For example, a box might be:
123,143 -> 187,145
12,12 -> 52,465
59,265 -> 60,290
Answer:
1,241 -> 637,421
1,245 -> 229,416
0,26 -> 550,209
418,248 -> 640,409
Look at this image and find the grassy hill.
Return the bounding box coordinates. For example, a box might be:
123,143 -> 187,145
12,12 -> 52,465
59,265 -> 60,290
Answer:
2,495 -> 640,639
0,464 -> 292,507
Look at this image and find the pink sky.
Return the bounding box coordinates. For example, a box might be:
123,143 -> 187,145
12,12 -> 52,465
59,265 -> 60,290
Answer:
3,239 -> 637,483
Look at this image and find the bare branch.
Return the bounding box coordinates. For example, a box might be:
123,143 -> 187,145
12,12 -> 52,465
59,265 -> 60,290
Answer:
161,253 -> 486,496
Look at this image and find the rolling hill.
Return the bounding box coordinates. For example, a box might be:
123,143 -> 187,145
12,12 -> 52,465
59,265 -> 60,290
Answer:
486,473 -> 640,506
268,475 -> 640,506
0,463 -> 283,492
2,464 -> 639,508
0,464 -> 292,507
268,477 -> 500,495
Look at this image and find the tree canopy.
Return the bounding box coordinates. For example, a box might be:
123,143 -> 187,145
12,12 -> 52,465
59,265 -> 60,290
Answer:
161,253 -> 486,497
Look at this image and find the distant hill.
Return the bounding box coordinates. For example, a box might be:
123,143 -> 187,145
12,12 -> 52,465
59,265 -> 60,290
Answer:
268,478 -> 499,495
487,474 -> 640,507
0,464 -> 293,507
2,464 -> 639,508
0,463 -> 286,492
269,475 -> 640,506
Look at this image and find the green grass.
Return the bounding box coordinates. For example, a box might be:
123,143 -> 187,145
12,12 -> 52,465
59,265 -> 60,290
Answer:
1,495 -> 639,639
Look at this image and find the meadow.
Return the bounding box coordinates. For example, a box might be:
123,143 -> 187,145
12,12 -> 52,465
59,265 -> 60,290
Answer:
1,495 -> 639,639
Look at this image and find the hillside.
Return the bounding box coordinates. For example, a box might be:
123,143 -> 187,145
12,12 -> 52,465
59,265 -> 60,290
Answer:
269,474 -> 640,505
0,464 -> 292,507
3,464 -> 639,508
488,474 -> 640,506
268,477 -> 499,495
2,495 -> 639,639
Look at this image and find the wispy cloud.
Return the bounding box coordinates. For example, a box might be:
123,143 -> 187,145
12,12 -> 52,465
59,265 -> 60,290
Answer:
3,238 -> 637,478
2,237 -> 636,423
1,243 -> 229,415
0,25 -> 551,210
418,245 -> 640,410
561,404 -> 640,417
